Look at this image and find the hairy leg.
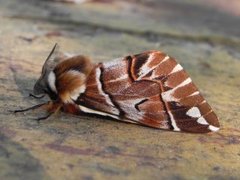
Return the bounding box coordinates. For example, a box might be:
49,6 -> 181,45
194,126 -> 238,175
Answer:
12,102 -> 48,113
12,101 -> 63,121
36,102 -> 63,121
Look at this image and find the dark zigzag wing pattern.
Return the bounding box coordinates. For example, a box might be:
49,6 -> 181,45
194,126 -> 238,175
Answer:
77,51 -> 220,133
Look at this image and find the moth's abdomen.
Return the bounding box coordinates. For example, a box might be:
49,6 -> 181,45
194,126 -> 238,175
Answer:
77,50 -> 220,133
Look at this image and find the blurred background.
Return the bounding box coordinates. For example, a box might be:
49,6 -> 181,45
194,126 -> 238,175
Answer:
0,0 -> 240,180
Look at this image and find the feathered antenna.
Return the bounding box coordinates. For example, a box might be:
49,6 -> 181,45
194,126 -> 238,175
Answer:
33,43 -> 60,95
42,43 -> 59,73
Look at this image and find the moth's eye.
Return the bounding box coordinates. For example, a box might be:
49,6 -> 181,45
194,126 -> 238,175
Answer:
43,88 -> 49,94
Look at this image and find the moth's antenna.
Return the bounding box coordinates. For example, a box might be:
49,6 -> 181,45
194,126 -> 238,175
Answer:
45,43 -> 58,62
42,43 -> 59,73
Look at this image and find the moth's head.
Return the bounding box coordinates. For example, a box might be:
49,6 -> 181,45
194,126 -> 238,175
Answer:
33,44 -> 65,100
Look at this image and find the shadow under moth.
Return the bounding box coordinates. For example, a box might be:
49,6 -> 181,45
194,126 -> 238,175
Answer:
14,44 -> 220,133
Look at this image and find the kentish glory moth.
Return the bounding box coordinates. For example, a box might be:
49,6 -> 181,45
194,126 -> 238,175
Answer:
14,44 -> 220,133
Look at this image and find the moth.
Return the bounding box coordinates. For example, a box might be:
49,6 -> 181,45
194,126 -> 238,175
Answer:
14,44 -> 220,133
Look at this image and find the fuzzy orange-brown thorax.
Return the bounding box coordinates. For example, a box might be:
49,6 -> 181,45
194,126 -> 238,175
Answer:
53,55 -> 94,103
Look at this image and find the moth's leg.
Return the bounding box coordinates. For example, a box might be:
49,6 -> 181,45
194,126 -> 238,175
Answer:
29,93 -> 45,99
34,112 -> 54,121
13,99 -> 63,121
34,102 -> 62,121
12,102 -> 48,113
62,103 -> 81,115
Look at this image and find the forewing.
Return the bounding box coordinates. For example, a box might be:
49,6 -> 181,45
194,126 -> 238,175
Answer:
77,51 -> 220,133
76,56 -> 170,129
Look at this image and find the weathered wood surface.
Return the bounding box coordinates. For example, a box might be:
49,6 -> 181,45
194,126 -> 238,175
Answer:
0,0 -> 240,179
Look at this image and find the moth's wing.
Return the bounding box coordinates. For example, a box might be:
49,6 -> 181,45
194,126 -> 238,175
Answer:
77,51 -> 220,133
130,51 -> 220,133
76,58 -> 144,122
76,56 -> 170,129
